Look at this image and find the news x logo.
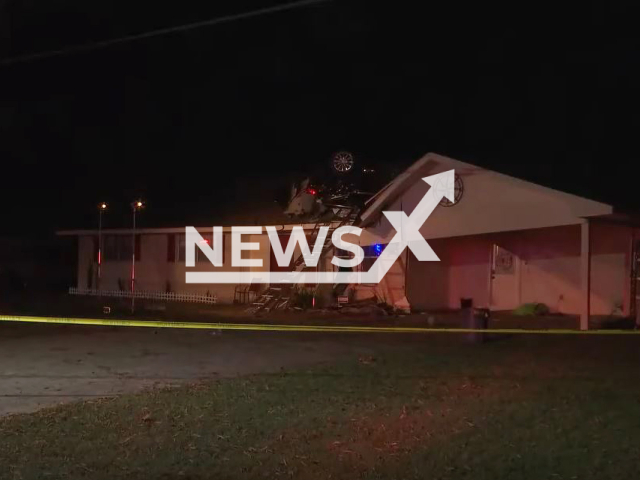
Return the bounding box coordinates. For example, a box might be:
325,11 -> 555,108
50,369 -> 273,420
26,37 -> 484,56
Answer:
185,170 -> 455,285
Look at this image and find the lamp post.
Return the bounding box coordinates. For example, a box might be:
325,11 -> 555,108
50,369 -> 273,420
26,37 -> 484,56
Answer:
131,199 -> 144,314
97,202 -> 108,294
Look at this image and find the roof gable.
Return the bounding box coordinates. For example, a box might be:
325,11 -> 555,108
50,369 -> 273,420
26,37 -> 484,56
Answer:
360,153 -> 614,238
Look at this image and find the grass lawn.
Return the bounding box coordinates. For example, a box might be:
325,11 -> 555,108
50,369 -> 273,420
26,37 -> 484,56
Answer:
2,334 -> 640,479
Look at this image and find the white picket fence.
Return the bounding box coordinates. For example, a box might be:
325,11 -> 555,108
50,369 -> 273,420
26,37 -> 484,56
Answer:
69,287 -> 217,304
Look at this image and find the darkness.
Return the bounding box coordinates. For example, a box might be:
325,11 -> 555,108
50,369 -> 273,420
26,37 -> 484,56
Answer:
1,0 -> 639,233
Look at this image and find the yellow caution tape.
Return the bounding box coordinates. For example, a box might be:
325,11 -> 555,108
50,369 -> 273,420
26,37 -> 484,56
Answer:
0,314 -> 638,335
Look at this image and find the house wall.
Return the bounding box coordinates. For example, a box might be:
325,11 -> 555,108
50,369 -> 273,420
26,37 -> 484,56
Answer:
77,230 -> 318,304
404,239 -> 451,310
507,223 -> 631,316
405,236 -> 493,311
352,251 -> 408,306
359,166 -> 630,316
79,234 -> 174,293
75,219 -> 634,313
401,224 -> 633,316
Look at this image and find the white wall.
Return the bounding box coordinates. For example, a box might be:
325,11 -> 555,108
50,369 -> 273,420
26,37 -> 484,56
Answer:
405,240 -> 450,310
360,166 -> 628,316
76,230 -> 325,304
399,224 -> 632,316
75,219 -> 633,314
404,236 -> 492,310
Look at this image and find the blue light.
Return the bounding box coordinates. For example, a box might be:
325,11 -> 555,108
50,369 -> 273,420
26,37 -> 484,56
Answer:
373,243 -> 383,256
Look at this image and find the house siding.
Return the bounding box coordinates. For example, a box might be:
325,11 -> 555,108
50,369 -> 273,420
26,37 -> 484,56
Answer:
403,224 -> 632,316
75,230 -> 318,304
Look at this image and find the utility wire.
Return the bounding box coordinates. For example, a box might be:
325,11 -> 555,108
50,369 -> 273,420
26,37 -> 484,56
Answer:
0,0 -> 330,67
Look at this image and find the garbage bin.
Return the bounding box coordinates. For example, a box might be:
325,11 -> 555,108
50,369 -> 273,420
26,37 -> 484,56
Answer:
460,298 -> 490,344
460,298 -> 473,309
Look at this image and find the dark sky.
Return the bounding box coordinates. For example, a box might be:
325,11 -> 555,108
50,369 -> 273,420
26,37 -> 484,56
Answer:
1,0 -> 639,233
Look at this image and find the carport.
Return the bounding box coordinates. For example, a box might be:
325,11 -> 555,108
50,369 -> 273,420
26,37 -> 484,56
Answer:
357,153 -> 640,329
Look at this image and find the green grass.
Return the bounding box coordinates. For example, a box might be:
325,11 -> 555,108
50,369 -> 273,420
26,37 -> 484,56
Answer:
2,335 -> 640,479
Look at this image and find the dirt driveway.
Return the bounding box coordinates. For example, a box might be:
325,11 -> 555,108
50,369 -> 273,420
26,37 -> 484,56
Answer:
0,324 -> 387,416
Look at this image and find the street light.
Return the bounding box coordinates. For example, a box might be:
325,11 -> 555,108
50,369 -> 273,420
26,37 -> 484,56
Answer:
97,202 -> 108,293
130,199 -> 145,313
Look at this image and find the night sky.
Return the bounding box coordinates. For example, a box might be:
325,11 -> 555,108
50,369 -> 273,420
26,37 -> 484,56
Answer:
1,1 -> 639,233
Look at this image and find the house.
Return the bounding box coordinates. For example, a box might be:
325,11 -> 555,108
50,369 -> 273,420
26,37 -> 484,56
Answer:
354,153 -> 640,329
58,152 -> 640,329
56,200 -> 344,305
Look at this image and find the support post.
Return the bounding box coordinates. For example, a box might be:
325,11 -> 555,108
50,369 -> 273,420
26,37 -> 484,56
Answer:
580,220 -> 591,331
97,208 -> 103,295
131,208 -> 137,314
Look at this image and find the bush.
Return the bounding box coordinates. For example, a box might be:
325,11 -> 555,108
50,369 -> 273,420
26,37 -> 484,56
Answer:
513,302 -> 550,316
290,287 -> 315,310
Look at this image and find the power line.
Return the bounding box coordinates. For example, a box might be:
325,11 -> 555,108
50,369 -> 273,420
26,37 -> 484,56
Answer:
0,0 -> 330,67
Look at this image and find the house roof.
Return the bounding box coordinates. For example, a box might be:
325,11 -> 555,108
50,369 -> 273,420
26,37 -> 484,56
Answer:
58,152 -> 638,237
359,152 -> 617,227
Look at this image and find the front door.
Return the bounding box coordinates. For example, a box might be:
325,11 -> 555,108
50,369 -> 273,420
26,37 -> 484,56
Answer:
490,244 -> 521,311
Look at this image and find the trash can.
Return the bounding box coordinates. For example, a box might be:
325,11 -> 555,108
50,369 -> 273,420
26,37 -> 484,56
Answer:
460,298 -> 490,344
460,298 -> 473,309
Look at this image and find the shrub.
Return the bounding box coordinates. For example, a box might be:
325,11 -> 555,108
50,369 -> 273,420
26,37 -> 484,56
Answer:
290,287 -> 315,310
513,302 -> 550,316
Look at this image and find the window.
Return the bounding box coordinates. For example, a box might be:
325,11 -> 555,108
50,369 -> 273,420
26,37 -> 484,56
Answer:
173,233 -> 225,264
104,235 -> 141,262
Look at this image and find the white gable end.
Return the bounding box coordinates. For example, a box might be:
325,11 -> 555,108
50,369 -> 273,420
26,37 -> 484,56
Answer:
363,156 -> 613,243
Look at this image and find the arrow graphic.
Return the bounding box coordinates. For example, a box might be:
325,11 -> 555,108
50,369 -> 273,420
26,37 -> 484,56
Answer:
186,170 -> 455,284
363,169 -> 454,283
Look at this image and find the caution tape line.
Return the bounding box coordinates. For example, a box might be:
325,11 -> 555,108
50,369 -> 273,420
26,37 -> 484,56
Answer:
0,315 -> 639,335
